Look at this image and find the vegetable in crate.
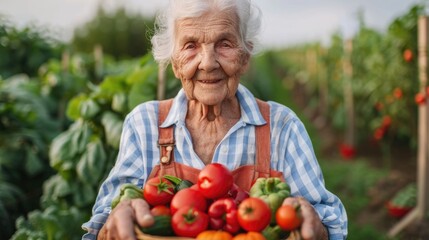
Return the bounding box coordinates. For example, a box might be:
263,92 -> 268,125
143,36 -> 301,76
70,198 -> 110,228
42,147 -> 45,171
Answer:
262,225 -> 289,240
111,183 -> 143,209
143,177 -> 175,206
172,206 -> 209,238
150,205 -> 171,216
163,174 -> 194,192
170,188 -> 207,214
237,197 -> 271,232
198,163 -> 234,199
232,231 -> 266,240
196,230 -> 233,240
208,198 -> 240,234
139,215 -> 174,236
250,177 -> 290,223
227,183 -> 250,205
275,204 -> 303,231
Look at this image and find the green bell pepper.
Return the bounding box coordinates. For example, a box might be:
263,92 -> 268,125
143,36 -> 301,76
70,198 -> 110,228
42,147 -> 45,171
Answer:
163,175 -> 194,192
111,183 -> 143,209
249,177 -> 291,224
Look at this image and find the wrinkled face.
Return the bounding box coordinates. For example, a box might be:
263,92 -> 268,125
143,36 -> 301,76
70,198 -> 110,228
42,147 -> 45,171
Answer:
171,10 -> 250,106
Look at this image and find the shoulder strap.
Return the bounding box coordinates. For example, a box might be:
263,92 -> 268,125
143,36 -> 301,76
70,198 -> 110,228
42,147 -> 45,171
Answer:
158,99 -> 175,165
255,99 -> 271,176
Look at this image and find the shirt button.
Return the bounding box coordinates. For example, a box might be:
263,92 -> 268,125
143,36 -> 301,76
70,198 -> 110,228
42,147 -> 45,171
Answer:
221,146 -> 228,153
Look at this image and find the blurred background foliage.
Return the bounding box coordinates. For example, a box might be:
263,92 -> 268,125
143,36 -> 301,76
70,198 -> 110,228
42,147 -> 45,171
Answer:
71,5 -> 154,60
0,2 -> 425,240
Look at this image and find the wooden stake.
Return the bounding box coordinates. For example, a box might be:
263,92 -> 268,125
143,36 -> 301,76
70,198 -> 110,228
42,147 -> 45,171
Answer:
157,62 -> 166,100
388,15 -> 429,237
343,39 -> 355,147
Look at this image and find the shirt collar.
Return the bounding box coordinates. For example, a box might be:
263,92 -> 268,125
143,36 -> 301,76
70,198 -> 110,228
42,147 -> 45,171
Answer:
160,84 -> 266,128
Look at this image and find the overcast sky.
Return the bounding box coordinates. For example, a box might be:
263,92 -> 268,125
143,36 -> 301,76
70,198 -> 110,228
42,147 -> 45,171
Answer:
0,0 -> 424,49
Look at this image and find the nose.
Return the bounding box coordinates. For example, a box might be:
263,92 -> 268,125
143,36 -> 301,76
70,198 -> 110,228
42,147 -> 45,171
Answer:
198,44 -> 220,72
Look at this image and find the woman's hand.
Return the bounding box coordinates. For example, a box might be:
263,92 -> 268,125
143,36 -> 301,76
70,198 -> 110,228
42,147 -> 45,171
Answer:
282,197 -> 328,240
97,198 -> 154,240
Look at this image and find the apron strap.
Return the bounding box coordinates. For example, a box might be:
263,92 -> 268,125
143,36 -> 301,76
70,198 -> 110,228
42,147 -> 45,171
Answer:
255,99 -> 271,178
157,99 -> 177,176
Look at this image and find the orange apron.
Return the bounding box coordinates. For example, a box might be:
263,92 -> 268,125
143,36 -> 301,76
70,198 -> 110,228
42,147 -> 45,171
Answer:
147,99 -> 284,192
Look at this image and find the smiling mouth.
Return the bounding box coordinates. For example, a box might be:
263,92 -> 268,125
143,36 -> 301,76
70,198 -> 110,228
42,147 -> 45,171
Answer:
198,79 -> 222,84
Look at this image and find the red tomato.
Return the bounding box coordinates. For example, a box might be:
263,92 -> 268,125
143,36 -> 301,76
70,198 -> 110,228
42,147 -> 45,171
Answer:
382,115 -> 391,128
143,177 -> 175,206
275,205 -> 303,231
373,127 -> 385,141
374,102 -> 384,112
393,88 -> 403,99
170,188 -> 207,215
237,197 -> 271,232
172,206 -> 209,238
403,49 -> 413,62
198,163 -> 233,199
415,92 -> 426,105
150,205 -> 171,216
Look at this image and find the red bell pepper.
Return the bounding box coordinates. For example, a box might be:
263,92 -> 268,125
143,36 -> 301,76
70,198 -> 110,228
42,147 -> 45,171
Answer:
208,198 -> 240,234
227,183 -> 249,205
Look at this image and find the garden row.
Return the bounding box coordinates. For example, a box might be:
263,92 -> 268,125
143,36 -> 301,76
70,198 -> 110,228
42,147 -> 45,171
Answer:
275,5 -> 423,162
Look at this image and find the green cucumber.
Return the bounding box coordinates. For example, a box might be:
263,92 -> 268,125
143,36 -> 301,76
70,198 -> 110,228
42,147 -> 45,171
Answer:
140,215 -> 174,236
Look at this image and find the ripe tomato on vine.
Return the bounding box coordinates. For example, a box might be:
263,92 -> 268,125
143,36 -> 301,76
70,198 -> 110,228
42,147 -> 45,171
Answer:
403,49 -> 413,62
393,88 -> 403,99
415,92 -> 426,105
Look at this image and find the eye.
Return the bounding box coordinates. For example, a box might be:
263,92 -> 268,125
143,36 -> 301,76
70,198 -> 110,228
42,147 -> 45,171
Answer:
218,40 -> 233,48
184,42 -> 196,50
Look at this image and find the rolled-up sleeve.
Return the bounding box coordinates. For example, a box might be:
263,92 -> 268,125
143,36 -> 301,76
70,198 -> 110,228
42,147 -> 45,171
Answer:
81,210 -> 110,240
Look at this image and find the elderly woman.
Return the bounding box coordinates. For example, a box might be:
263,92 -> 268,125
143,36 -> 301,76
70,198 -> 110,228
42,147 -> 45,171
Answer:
82,0 -> 347,239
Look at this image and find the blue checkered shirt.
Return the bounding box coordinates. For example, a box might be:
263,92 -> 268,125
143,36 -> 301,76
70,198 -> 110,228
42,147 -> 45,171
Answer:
82,84 -> 348,239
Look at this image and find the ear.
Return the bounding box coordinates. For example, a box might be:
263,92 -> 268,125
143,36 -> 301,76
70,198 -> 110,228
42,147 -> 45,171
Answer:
240,52 -> 251,74
171,61 -> 180,79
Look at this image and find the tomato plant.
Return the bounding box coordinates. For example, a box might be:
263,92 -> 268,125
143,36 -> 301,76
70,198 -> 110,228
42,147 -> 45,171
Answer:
275,205 -> 303,231
143,177 -> 175,206
237,197 -> 271,232
170,188 -> 207,215
198,163 -> 233,199
172,206 -> 209,238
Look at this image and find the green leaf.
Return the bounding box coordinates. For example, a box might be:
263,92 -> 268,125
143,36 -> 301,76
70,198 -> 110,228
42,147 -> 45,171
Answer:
66,94 -> 87,121
112,92 -> 128,113
42,175 -> 72,203
0,182 -> 26,209
99,75 -> 127,98
25,149 -> 44,176
76,138 -> 107,185
72,182 -> 96,208
79,98 -> 100,120
49,120 -> 92,170
127,64 -> 158,108
101,111 -> 123,149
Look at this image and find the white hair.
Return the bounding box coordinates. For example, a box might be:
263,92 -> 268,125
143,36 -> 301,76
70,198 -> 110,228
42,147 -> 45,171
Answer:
151,0 -> 262,66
